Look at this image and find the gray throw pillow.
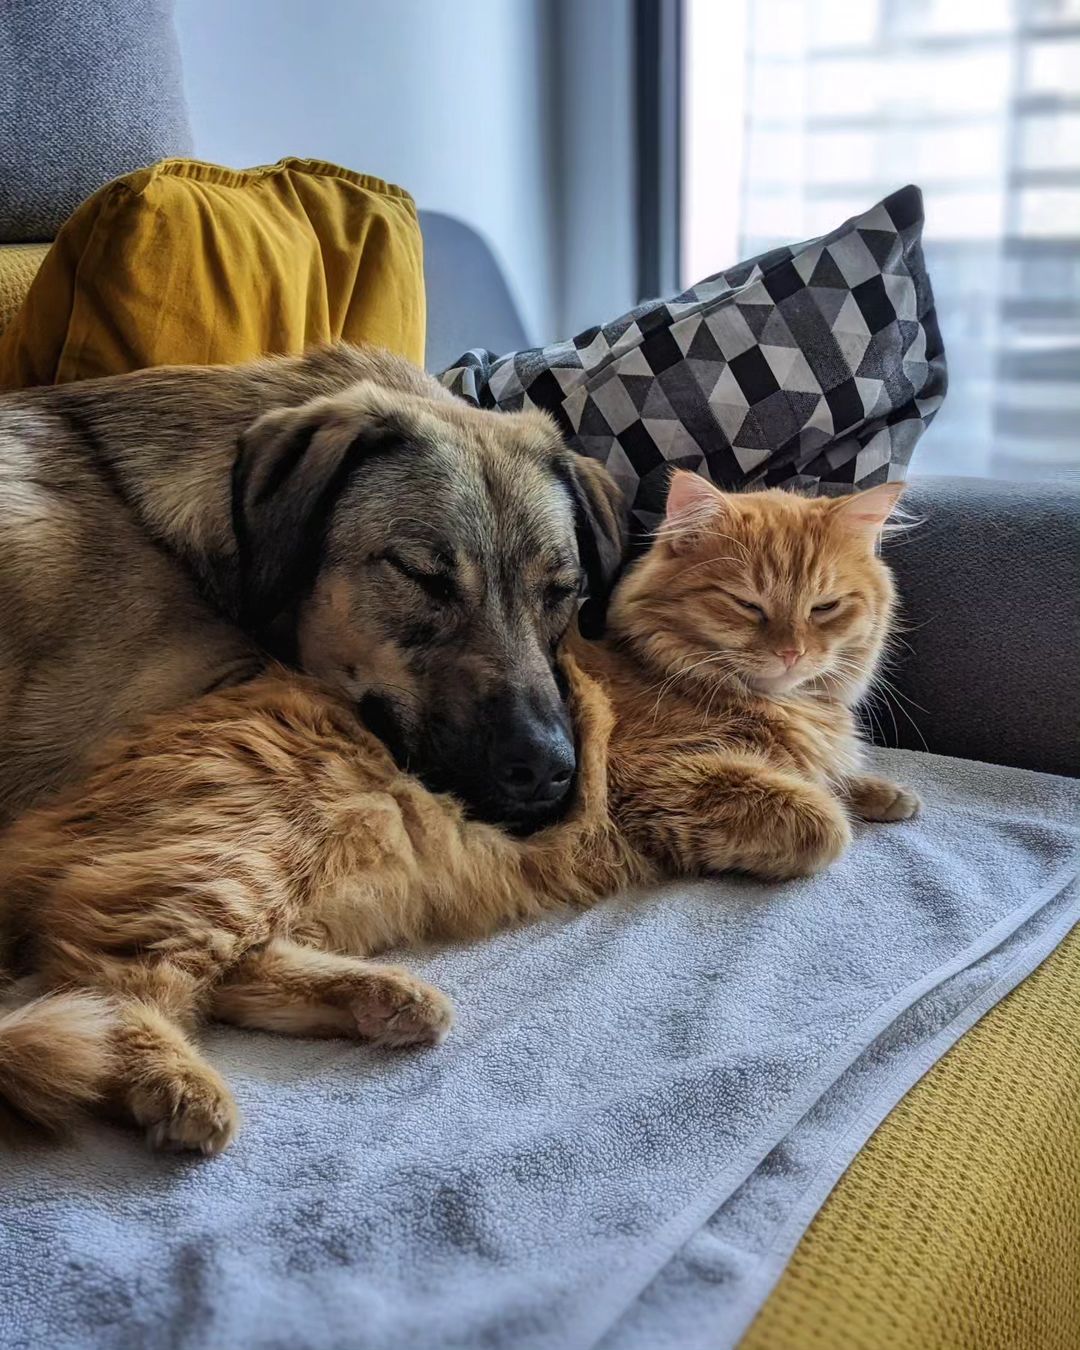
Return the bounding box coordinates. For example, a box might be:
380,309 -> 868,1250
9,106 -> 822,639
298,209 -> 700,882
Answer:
0,0 -> 192,242
440,187 -> 947,538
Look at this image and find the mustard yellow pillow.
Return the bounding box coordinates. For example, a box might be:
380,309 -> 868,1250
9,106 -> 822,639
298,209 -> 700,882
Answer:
0,158 -> 425,389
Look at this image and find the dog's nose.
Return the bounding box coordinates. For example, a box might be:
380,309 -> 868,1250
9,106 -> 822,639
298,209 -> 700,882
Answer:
495,723 -> 576,807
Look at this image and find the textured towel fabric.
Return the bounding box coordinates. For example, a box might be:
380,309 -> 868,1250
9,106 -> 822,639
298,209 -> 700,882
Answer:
743,922 -> 1080,1350
0,748 -> 1077,1350
0,0 -> 192,242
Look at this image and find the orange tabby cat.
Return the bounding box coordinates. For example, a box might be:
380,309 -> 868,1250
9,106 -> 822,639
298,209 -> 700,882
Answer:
592,471 -> 920,881
0,476 -> 915,1152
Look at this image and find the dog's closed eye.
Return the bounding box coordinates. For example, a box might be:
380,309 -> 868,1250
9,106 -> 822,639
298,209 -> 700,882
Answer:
380,553 -> 459,605
543,579 -> 580,611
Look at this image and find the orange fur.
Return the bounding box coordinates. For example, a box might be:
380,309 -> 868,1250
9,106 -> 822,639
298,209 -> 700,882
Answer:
586,475 -> 920,880
0,479 -> 917,1151
0,991 -> 118,1136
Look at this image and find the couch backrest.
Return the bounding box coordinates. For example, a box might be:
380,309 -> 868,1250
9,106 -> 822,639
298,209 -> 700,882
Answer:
420,210 -> 529,373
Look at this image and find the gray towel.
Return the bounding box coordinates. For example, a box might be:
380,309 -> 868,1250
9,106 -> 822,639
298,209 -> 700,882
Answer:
1,747 -> 1078,1350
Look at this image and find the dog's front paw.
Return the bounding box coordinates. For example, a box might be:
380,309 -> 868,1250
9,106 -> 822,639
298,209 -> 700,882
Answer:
352,968 -> 454,1048
846,774 -> 921,823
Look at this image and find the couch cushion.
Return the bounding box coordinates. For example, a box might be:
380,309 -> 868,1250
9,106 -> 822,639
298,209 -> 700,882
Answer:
0,158 -> 426,388
440,187 -> 947,539
0,0 -> 192,242
420,211 -> 530,373
0,243 -> 48,337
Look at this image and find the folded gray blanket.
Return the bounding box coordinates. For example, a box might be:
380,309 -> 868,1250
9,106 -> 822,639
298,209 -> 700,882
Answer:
1,748 -> 1078,1350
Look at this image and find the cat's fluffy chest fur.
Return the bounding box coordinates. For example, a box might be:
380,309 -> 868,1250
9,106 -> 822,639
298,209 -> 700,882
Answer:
574,634 -> 864,791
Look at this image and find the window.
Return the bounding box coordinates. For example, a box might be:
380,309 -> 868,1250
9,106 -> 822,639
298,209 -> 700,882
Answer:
681,0 -> 1080,479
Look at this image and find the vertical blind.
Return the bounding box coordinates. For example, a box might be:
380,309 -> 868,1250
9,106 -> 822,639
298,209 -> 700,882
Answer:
684,0 -> 1080,478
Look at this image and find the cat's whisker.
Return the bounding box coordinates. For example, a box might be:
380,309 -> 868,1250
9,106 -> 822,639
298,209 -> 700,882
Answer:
699,668 -> 740,726
875,687 -> 924,750
639,649 -> 719,699
650,654 -> 743,716
877,684 -> 901,747
876,677 -> 930,717
690,656 -> 747,719
647,651 -> 741,722
699,528 -> 752,562
869,674 -> 930,751
860,696 -> 887,748
673,554 -> 749,580
886,632 -> 917,659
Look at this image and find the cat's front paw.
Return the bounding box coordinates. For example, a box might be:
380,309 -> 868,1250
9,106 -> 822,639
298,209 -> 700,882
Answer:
706,775 -> 853,881
352,969 -> 454,1048
766,791 -> 852,879
129,1066 -> 239,1155
846,774 -> 921,823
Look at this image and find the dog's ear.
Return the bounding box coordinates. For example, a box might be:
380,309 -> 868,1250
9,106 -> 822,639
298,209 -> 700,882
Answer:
554,452 -> 628,639
231,382 -> 411,628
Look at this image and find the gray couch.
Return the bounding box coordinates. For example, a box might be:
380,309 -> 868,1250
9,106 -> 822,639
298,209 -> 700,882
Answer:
0,211 -> 1076,1350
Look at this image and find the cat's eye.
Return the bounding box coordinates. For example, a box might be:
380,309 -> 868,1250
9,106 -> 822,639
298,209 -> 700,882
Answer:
812,600 -> 840,615
721,590 -> 766,619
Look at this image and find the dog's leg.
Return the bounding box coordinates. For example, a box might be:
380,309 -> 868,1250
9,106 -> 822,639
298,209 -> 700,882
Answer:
103,963 -> 238,1155
211,939 -> 454,1048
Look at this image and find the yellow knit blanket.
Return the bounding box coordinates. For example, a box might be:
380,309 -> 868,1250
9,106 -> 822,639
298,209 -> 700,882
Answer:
744,923 -> 1080,1350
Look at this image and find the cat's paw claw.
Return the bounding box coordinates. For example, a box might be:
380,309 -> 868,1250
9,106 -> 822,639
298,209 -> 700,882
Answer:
352,977 -> 454,1049
131,1075 -> 238,1155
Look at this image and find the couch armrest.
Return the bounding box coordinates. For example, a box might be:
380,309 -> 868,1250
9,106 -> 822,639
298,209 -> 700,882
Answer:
881,475 -> 1080,777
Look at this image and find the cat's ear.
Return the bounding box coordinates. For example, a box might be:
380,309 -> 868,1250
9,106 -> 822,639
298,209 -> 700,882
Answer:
661,471 -> 727,554
831,482 -> 905,540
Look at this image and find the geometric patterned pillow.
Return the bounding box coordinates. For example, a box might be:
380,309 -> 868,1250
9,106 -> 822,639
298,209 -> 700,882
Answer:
439,185 -> 947,539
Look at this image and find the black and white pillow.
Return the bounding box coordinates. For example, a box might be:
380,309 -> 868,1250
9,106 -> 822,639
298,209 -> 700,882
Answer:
440,186 -> 947,538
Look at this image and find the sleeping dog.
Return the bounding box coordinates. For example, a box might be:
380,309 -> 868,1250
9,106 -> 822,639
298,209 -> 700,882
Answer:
0,345 -> 624,830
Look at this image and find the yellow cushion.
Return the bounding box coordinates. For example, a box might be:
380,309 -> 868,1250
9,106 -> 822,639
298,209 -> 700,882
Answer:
743,923 -> 1080,1350
0,158 -> 425,389
0,243 -> 49,339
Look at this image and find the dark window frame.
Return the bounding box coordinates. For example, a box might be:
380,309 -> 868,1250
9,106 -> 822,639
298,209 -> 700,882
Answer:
635,0 -> 683,301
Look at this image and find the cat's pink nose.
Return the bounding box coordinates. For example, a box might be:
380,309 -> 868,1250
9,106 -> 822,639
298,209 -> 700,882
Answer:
776,648 -> 803,669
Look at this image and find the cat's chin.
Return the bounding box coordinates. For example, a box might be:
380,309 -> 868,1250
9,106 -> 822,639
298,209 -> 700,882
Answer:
746,669 -> 815,696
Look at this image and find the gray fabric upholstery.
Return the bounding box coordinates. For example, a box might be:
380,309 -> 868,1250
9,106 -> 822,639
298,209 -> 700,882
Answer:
420,210 -> 530,373
0,0 -> 192,242
883,474 -> 1080,776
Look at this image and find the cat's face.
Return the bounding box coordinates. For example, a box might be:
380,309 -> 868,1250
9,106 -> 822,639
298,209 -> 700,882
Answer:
607,473 -> 902,704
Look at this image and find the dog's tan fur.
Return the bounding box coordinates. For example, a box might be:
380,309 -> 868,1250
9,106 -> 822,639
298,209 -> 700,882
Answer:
0,345 -> 623,828
0,478 -> 916,1152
